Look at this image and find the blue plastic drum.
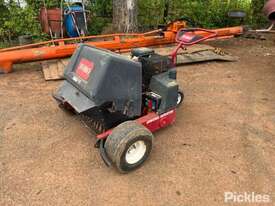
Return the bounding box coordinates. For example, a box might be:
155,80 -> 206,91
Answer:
64,5 -> 85,37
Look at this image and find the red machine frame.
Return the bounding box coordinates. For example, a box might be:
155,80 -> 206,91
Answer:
97,109 -> 176,140
97,28 -> 237,141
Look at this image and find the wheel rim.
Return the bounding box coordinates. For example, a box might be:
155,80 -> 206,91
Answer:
125,140 -> 147,164
177,93 -> 182,105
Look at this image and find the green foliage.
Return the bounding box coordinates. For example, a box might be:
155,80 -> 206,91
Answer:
251,0 -> 267,26
0,0 -> 43,45
86,0 -> 112,34
139,0 -> 266,29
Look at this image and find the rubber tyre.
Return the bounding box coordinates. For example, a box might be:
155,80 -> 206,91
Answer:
177,90 -> 184,107
105,121 -> 153,173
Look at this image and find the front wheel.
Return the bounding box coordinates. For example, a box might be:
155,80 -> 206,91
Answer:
104,121 -> 153,173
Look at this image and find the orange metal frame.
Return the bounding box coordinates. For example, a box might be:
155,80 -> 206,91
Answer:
0,21 -> 243,73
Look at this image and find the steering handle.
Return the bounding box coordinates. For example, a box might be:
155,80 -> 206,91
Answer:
176,28 -> 218,45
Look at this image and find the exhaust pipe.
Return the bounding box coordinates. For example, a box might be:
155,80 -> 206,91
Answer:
263,0 -> 275,22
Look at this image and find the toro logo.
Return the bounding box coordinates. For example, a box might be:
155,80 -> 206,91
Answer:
76,58 -> 94,81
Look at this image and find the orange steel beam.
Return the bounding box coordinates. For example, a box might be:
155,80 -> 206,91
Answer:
0,22 -> 243,74
0,29 -> 164,53
195,26 -> 244,39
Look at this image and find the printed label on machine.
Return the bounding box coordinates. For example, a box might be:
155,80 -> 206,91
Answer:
76,58 -> 94,81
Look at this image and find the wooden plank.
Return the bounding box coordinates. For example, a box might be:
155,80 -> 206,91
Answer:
176,50 -> 237,65
41,59 -> 69,81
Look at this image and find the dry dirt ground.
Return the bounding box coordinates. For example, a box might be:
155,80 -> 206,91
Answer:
0,37 -> 275,206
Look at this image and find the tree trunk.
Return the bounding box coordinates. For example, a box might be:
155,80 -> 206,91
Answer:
163,0 -> 169,23
112,0 -> 138,32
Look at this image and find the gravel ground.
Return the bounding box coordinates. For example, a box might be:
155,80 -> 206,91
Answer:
0,37 -> 275,206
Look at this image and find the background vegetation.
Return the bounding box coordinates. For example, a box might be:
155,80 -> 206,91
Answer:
0,0 -> 268,47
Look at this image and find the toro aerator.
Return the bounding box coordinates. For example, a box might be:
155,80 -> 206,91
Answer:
54,28 -> 220,173
53,44 -> 183,173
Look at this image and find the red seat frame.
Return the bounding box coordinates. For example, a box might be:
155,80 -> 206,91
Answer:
171,28 -> 218,64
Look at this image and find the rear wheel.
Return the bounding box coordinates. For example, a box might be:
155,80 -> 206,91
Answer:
177,90 -> 184,106
105,121 -> 153,173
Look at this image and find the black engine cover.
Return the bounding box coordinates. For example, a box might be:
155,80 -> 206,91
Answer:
138,53 -> 173,88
